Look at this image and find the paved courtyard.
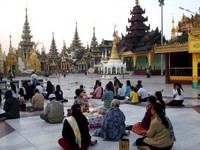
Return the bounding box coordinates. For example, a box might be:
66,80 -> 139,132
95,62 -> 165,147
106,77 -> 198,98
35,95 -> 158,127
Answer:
0,73 -> 200,150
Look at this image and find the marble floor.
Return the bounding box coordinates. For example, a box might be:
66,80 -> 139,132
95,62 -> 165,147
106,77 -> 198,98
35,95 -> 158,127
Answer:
0,74 -> 200,150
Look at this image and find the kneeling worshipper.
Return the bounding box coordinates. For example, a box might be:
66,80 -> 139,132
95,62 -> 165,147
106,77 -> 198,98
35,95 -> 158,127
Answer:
135,103 -> 176,150
130,96 -> 156,135
93,99 -> 129,141
0,90 -> 20,121
58,104 -> 97,150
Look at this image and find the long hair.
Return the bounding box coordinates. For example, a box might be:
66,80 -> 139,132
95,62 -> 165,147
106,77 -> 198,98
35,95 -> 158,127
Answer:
10,82 -> 17,94
126,80 -> 131,86
155,91 -> 166,114
152,103 -> 169,129
56,85 -> 61,91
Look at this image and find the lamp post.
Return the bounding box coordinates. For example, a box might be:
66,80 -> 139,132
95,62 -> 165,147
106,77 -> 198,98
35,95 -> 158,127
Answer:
159,0 -> 164,76
179,7 -> 196,15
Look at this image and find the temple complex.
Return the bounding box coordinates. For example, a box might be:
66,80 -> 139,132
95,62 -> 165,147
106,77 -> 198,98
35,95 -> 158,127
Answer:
154,13 -> 200,89
0,0 -> 199,89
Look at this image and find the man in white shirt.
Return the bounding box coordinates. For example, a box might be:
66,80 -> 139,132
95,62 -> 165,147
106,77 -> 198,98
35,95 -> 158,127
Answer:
114,82 -> 125,100
137,87 -> 149,102
31,71 -> 38,86
36,83 -> 43,94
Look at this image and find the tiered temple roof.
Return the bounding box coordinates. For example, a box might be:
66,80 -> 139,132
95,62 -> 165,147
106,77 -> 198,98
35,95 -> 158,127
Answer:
18,8 -> 34,60
48,33 -> 59,65
118,0 -> 162,53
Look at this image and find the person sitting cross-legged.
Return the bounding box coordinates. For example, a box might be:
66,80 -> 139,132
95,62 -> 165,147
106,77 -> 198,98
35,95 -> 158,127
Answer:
27,88 -> 44,111
135,103 -> 176,150
114,82 -> 125,100
58,104 -> 97,150
40,93 -> 64,124
94,99 -> 129,141
125,86 -> 139,104
130,96 -> 156,136
55,85 -> 68,103
0,90 -> 20,121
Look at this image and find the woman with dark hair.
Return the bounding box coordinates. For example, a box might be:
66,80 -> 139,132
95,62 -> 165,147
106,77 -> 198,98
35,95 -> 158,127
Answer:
55,85 -> 68,102
135,103 -> 175,150
0,90 -> 20,121
125,80 -> 131,97
131,96 -> 156,135
58,104 -> 97,150
108,81 -> 114,94
10,82 -> 19,98
101,83 -> 114,113
45,81 -> 55,99
74,89 -> 89,112
167,82 -> 184,106
155,91 -> 166,114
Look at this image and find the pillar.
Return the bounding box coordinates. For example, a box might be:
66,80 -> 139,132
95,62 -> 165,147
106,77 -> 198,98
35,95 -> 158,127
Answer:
133,54 -> 137,70
192,53 -> 199,89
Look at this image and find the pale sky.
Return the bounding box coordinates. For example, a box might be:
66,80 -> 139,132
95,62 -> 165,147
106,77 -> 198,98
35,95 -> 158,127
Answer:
0,0 -> 199,54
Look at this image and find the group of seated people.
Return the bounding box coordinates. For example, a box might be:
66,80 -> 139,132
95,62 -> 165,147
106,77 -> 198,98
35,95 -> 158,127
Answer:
125,91 -> 176,150
0,77 -> 183,150
0,79 -> 68,122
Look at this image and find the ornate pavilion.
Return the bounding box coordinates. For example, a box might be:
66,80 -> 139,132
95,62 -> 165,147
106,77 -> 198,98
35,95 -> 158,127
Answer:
154,13 -> 200,89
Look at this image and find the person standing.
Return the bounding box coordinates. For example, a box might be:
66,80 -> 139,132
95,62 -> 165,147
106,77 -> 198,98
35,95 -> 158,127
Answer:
40,93 -> 64,123
0,70 -> 3,81
31,71 -> 38,86
0,90 -> 20,121
8,70 -> 13,81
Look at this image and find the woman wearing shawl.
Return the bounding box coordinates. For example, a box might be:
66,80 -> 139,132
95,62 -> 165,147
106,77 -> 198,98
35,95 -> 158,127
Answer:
58,104 -> 97,150
94,99 -> 128,141
135,103 -> 175,150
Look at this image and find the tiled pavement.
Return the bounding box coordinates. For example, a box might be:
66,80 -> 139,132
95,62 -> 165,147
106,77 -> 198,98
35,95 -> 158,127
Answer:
0,74 -> 200,150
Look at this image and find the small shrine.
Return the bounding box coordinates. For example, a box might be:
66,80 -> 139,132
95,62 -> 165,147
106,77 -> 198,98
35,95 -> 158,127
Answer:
102,31 -> 126,74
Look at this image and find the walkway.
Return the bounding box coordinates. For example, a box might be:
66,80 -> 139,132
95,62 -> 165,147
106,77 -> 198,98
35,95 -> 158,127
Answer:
0,74 -> 200,150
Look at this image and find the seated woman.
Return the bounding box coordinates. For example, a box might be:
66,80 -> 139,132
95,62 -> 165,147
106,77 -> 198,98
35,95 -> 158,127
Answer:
94,99 -> 129,141
135,103 -> 176,150
125,80 -> 131,97
125,86 -> 139,104
79,85 -> 89,102
131,96 -> 156,135
92,82 -> 103,99
114,82 -> 125,100
55,85 -> 68,102
0,90 -> 20,121
167,82 -> 184,106
100,83 -> 114,114
155,91 -> 166,114
74,89 -> 89,112
44,81 -> 55,99
58,104 -> 97,150
10,82 -> 19,98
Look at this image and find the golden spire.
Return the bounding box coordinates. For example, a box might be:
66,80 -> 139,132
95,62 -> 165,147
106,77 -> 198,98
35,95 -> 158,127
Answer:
110,30 -> 119,60
135,0 -> 139,5
8,35 -> 13,53
171,16 -> 176,40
